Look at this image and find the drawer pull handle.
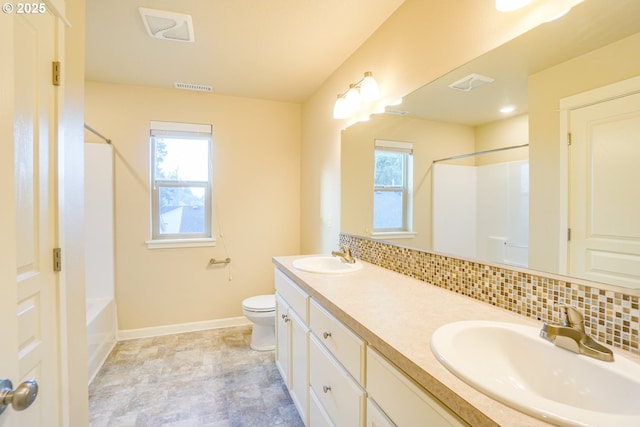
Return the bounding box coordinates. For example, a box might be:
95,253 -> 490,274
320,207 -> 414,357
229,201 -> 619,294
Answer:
322,385 -> 331,393
323,331 -> 332,339
282,314 -> 290,322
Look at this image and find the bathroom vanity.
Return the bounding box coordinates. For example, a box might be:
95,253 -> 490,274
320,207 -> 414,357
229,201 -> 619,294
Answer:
273,255 -> 640,427
274,263 -> 464,426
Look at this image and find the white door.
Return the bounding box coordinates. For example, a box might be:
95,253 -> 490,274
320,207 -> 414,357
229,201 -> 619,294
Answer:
0,9 -> 60,427
569,90 -> 640,288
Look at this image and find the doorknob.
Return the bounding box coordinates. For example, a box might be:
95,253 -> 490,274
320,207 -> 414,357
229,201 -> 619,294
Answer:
0,379 -> 38,416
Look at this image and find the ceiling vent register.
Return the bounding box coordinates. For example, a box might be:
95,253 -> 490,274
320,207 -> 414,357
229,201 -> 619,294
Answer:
174,82 -> 213,93
139,7 -> 195,43
448,73 -> 494,92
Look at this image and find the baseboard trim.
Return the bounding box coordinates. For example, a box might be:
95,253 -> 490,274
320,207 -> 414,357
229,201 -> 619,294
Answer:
117,316 -> 252,341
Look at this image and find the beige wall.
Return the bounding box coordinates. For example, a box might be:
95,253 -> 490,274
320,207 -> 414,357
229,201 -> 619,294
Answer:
474,114 -> 529,166
341,113 -> 474,249
528,32 -> 640,273
300,0 -> 565,254
85,82 -> 301,330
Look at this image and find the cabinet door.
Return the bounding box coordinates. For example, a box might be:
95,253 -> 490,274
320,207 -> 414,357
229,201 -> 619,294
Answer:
367,348 -> 467,427
275,293 -> 291,387
367,398 -> 396,427
290,310 -> 309,425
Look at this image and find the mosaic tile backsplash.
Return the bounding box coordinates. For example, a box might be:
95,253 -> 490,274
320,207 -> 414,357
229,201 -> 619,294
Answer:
340,233 -> 640,354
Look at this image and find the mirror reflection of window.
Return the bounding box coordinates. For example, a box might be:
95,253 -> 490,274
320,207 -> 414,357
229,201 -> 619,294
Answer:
373,139 -> 413,233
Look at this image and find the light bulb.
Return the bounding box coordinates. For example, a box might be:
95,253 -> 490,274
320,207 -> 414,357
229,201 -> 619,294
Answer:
360,72 -> 380,102
344,84 -> 361,113
357,113 -> 370,123
333,96 -> 348,119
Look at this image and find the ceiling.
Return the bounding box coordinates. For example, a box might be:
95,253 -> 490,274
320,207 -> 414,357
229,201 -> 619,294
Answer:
85,0 -> 405,103
396,0 -> 640,126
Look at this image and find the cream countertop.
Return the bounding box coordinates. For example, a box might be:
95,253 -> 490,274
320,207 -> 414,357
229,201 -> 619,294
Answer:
273,255 -> 640,427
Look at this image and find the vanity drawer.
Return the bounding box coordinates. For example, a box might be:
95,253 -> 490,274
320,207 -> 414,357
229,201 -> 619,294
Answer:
366,347 -> 467,427
309,386 -> 336,427
310,333 -> 366,427
310,298 -> 365,384
275,267 -> 309,322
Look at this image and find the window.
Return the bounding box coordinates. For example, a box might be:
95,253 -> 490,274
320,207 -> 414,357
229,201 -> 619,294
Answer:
148,121 -> 213,248
373,139 -> 413,233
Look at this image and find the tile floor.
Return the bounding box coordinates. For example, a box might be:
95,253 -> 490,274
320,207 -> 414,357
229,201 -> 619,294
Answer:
89,326 -> 304,427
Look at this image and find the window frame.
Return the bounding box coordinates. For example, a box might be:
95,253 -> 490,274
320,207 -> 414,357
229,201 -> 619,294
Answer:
372,139 -> 414,236
146,121 -> 215,249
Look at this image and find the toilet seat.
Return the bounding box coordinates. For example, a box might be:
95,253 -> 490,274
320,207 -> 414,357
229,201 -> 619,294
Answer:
242,294 -> 275,313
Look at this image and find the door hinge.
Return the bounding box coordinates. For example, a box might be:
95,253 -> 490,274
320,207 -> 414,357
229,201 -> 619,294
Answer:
567,132 -> 572,145
53,248 -> 62,272
567,228 -> 571,241
52,61 -> 61,86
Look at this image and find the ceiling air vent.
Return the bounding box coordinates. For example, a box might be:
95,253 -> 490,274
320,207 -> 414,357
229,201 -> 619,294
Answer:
139,7 -> 195,43
448,73 -> 494,92
174,82 -> 213,93
385,108 -> 409,116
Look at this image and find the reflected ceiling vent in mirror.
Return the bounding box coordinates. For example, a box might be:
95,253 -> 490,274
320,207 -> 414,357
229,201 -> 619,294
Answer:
385,108 -> 409,116
174,82 -> 213,93
448,73 -> 494,92
139,7 -> 195,42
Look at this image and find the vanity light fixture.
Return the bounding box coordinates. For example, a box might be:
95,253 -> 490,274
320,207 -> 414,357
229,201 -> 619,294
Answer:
333,71 -> 380,119
495,0 -> 531,12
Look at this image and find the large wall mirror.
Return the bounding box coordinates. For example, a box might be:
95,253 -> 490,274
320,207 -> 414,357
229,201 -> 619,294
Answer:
341,0 -> 640,290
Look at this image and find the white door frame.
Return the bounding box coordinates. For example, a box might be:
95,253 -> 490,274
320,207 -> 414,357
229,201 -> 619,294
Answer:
49,1 -> 91,425
558,75 -> 640,275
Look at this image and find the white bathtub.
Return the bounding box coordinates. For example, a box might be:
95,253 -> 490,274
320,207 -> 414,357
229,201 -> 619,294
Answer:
86,298 -> 116,384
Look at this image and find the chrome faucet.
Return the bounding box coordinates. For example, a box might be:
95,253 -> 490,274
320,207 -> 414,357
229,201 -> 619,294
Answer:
331,245 -> 355,264
540,305 -> 614,362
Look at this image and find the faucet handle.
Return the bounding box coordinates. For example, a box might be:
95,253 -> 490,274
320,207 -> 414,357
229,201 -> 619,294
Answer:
560,305 -> 584,331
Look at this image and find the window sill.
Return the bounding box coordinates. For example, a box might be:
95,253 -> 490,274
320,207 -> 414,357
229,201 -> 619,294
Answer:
371,231 -> 417,240
146,238 -> 217,249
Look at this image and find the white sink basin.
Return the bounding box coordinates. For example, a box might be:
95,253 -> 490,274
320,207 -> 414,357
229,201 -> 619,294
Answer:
292,256 -> 362,274
430,320 -> 640,427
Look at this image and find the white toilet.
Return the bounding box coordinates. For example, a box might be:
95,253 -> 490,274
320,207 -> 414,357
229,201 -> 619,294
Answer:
242,294 -> 276,351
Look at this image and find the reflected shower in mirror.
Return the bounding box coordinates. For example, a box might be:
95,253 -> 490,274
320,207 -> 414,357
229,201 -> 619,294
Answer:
432,144 -> 529,268
340,0 -> 640,290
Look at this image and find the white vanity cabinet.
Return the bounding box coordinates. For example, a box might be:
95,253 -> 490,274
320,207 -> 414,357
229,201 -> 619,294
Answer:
309,298 -> 366,426
274,263 -> 468,427
275,268 -> 310,425
366,347 -> 468,427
